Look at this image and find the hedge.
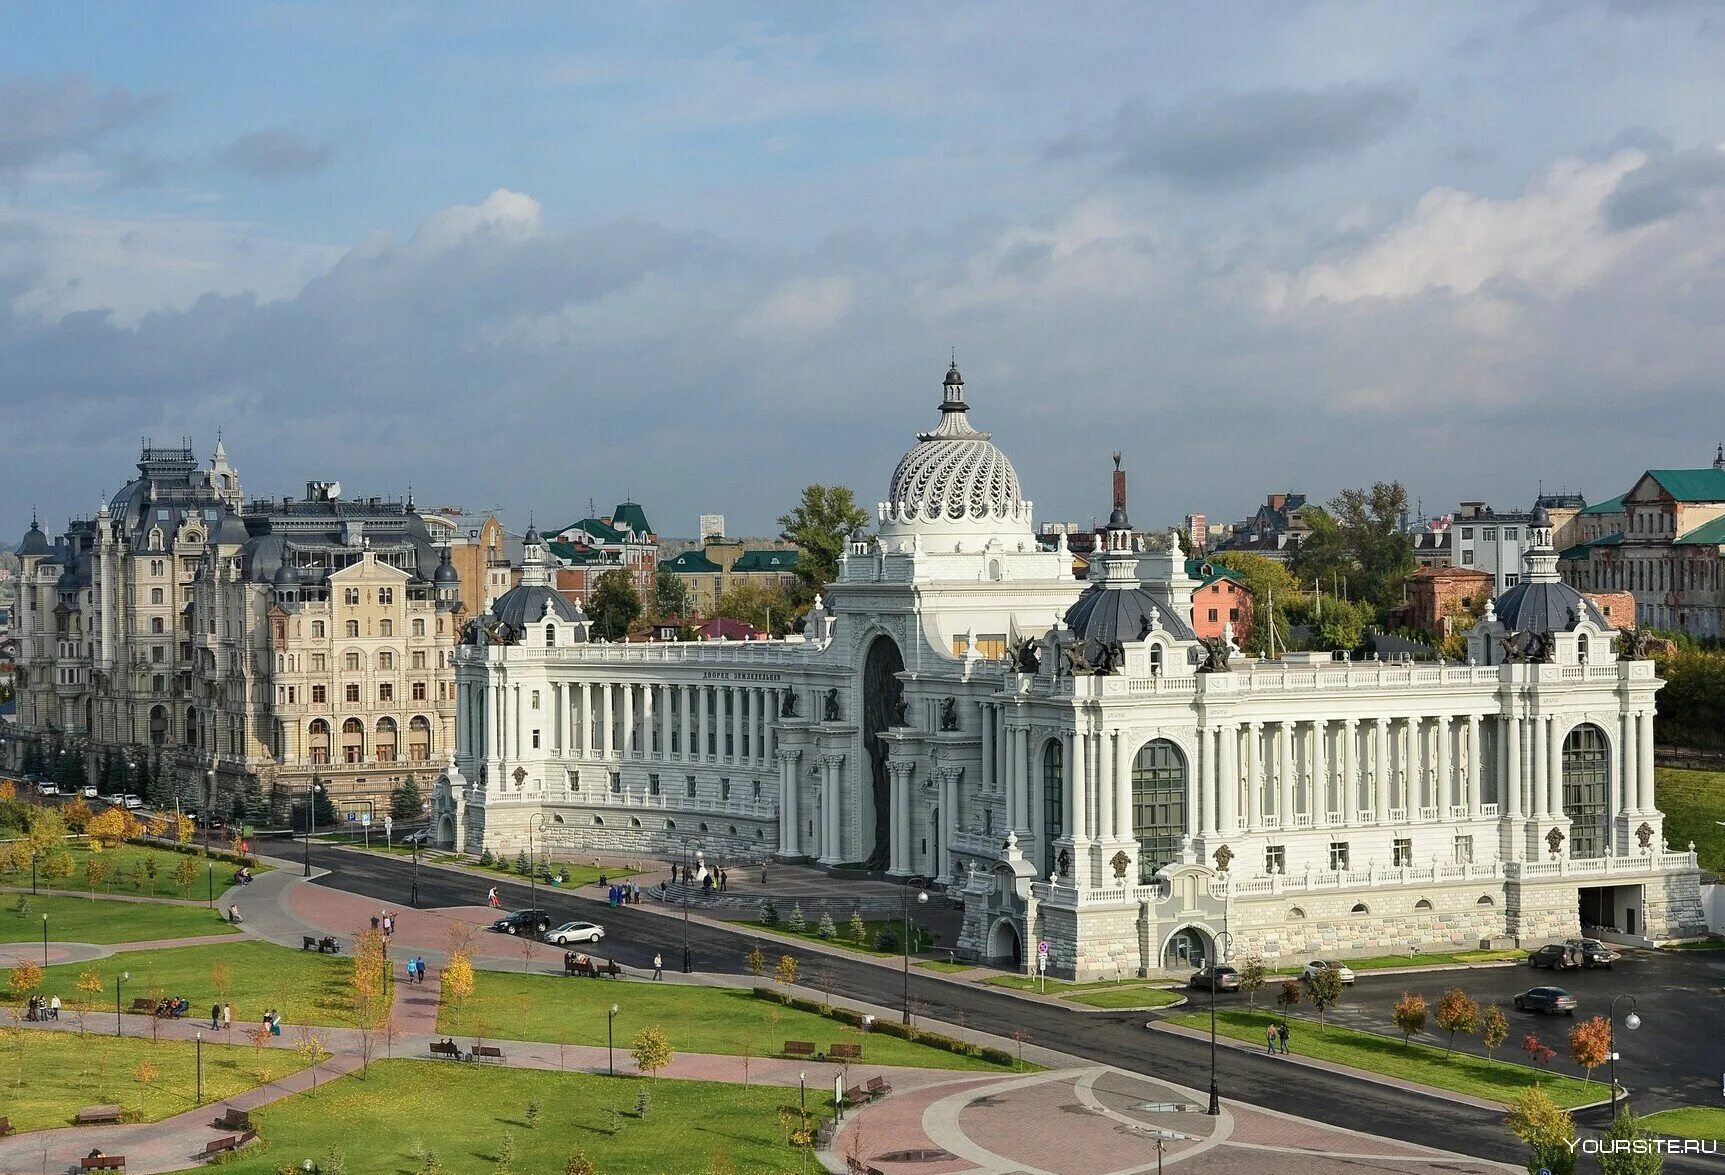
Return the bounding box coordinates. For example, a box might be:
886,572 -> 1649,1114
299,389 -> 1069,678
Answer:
749,987 -> 1009,1066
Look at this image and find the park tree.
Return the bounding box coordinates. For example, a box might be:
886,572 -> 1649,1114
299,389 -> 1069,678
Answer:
631,1025 -> 673,1080
83,856 -> 112,898
654,572 -> 692,621
849,913 -> 867,945
1327,482 -> 1416,615
1209,552 -> 1297,655
778,484 -> 868,612
1298,595 -> 1376,654
1238,958 -> 1267,1007
391,775 -> 425,820
10,960 -> 43,1003
1480,1005 -> 1509,1059
816,912 -> 836,940
174,855 -> 199,899
1274,979 -> 1302,1014
1506,1086 -> 1577,1175
1568,1015 -> 1612,1086
442,952 -> 476,1007
1599,1110 -> 1665,1175
715,579 -> 792,636
1522,1033 -> 1556,1069
774,954 -> 799,989
1306,967 -> 1345,1019
86,806 -> 137,848
1289,505 -> 1354,597
588,569 -> 643,641
61,798 -> 92,833
565,1152 -> 598,1175
0,780 -> 13,803
1434,988 -> 1480,1055
310,778 -> 339,829
38,848 -> 76,885
1392,992 -> 1428,1044
745,945 -> 765,977
27,807 -> 67,855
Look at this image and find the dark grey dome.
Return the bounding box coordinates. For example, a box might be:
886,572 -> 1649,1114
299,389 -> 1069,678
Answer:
944,362 -> 963,387
434,550 -> 459,586
1063,583 -> 1193,646
213,508 -> 250,547
273,561 -> 299,588
523,523 -> 544,546
56,563 -> 79,592
1493,580 -> 1604,633
489,583 -> 580,629
1107,507 -> 1130,529
15,518 -> 51,558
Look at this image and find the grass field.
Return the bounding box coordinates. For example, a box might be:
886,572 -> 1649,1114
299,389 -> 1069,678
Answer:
191,1061 -> 811,1175
985,973 -> 1153,993
1063,986 -> 1182,1010
1164,1008 -> 1603,1109
0,893 -> 237,944
915,959 -> 975,973
0,841 -> 262,901
32,940 -> 386,1029
731,916 -> 941,962
0,1029 -> 307,1132
438,972 -> 1020,1071
1641,1107 -> 1725,1141
1655,767 -> 1725,875
1661,937 -> 1725,950
1337,949 -> 1524,971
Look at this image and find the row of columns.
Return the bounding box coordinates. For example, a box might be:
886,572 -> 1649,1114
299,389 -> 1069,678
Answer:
551,682 -> 783,768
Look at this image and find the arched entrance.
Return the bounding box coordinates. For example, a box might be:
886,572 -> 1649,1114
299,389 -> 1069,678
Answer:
1041,739 -> 1064,878
862,634 -> 905,871
988,919 -> 1023,968
437,813 -> 456,849
1562,723 -> 1610,859
1162,924 -> 1212,970
1131,740 -> 1189,882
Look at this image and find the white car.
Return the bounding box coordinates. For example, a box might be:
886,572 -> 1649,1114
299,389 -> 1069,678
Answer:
119,794 -> 145,810
546,921 -> 605,946
81,785 -> 98,799
1302,960 -> 1356,985
36,782 -> 61,796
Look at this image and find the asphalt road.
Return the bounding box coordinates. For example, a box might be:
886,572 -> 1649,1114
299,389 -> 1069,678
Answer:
307,842 -> 1724,1173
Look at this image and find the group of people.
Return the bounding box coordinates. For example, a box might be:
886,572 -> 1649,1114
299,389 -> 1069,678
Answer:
1263,1022 -> 1292,1055
23,994 -> 59,1021
603,881 -> 640,907
405,956 -> 430,984
227,904 -> 244,924
666,862 -> 730,892
208,1002 -> 233,1030
154,996 -> 190,1019
262,1008 -> 283,1036
232,866 -> 254,885
369,911 -> 397,936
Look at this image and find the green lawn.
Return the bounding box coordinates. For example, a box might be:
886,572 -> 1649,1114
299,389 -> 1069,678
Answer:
439,972 -> 1020,1072
193,1060 -> 811,1175
986,974 -> 1154,993
0,1029 -> 307,1132
1337,949 -> 1524,971
32,940 -> 386,1029
1164,1009 -> 1603,1109
1641,1107 -> 1725,1142
1656,767 -> 1725,875
1,893 -> 237,944
734,916 -> 940,962
0,841 -> 261,901
916,959 -> 975,973
1063,987 -> 1182,1010
1661,937 -> 1725,951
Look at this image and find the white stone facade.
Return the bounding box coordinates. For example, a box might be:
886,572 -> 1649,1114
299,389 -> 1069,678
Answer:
433,364 -> 1707,979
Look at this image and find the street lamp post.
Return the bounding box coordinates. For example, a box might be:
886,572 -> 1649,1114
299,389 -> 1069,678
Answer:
799,1070 -> 807,1115
207,863 -> 214,908
114,971 -> 129,1037
303,779 -> 321,878
607,1003 -> 619,1076
680,836 -> 699,973
1608,993 -> 1642,1114
900,884 -> 928,1025
1206,930 -> 1232,1116
410,834 -> 421,908
195,1031 -> 203,1105
41,913 -> 48,967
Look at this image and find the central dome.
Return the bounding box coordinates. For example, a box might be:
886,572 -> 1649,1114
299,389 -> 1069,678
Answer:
885,363 -> 1025,524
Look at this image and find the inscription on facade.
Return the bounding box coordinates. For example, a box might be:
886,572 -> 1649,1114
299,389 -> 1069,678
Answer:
700,671 -> 784,682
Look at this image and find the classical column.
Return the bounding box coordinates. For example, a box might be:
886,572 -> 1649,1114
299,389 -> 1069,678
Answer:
1530,714 -> 1548,819
1373,718 -> 1391,820
512,684 -> 523,760
1198,725 -> 1218,837
1619,710 -> 1637,820
1433,715 -> 1450,816
1218,722 -> 1238,835
677,685 -> 690,760
1465,714 -> 1482,816
1310,720 -> 1328,823
887,759 -> 913,875
725,687 -> 738,761
622,684 -> 637,759
754,688 -> 767,766
1504,714 -> 1523,818
820,754 -> 843,863
980,703 -> 996,790
1277,722 -> 1295,829
698,686 -> 712,763
1069,726 -> 1088,849
1546,717 -> 1563,819
1637,710 -> 1655,814
775,749 -> 796,855
1245,722 -> 1263,832
1113,727 -> 1131,846
940,768 -> 958,882
1095,728 -> 1116,843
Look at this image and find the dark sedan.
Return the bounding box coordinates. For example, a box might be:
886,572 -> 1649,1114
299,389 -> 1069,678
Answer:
1527,944 -> 1580,970
1188,965 -> 1241,992
489,909 -> 551,936
1514,986 -> 1578,1015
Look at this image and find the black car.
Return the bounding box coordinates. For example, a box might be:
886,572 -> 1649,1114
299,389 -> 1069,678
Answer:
1188,965 -> 1241,992
490,909 -> 551,936
1527,944 -> 1580,970
1565,937 -> 1619,968
1514,986 -> 1578,1015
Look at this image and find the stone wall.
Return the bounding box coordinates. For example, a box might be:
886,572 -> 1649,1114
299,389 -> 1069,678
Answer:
474,800 -> 775,863
1226,885 -> 1511,962
1642,869 -> 1709,940
1505,880 -> 1580,944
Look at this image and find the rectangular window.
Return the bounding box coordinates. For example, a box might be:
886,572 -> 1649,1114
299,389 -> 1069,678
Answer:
567,769 -> 580,791
311,653 -> 327,672
648,773 -> 660,796
1461,551 -> 1474,565
345,620 -> 360,638
609,773 -> 621,794
344,651 -> 360,671
1207,608 -> 1218,622
531,690 -> 541,709
287,686 -> 297,704
151,645 -> 165,663
1228,608 -> 1239,621
1453,835 -> 1474,865
379,619 -> 393,637
379,683 -> 394,702
752,779 -> 762,799
720,778 -> 731,800
378,587 -> 394,605
1460,527 -> 1473,539
345,683 -> 361,703
312,621 -> 325,639
411,681 -> 427,701
1328,841 -> 1350,871
1503,574 -> 1518,588
412,618 -> 426,637
411,651 -> 426,669
531,729 -> 541,749
152,674 -> 165,693
312,685 -> 327,705
1504,528 -> 1518,540
1264,845 -> 1285,874
1483,528 -> 1496,541
1392,837 -> 1413,868
686,775 -> 697,798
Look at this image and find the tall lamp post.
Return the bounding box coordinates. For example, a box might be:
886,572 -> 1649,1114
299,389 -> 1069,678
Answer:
114,971 -> 129,1037
900,883 -> 928,1024
679,835 -> 699,973
1608,993 -> 1642,1113
303,778 -> 322,878
1206,929 -> 1232,1116
607,1003 -> 619,1076
195,1031 -> 203,1104
410,831 -> 422,908
41,913 -> 48,967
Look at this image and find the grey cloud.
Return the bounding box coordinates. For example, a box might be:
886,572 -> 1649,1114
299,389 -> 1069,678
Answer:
0,74 -> 166,178
214,129 -> 336,178
1057,82 -> 1415,189
1604,145 -> 1725,229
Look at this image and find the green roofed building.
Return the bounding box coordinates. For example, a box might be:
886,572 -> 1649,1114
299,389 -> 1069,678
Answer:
658,541 -> 799,617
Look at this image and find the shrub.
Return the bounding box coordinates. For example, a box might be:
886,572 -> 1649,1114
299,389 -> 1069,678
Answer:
514,850 -> 532,875
788,996 -> 823,1015
1434,988 -> 1480,1055
1392,992 -> 1428,1044
760,899 -> 779,927
479,850 -> 495,867
1480,1005 -> 1509,1059
817,912 -> 836,939
1506,1086 -> 1576,1175
785,904 -> 807,934
849,913 -> 867,944
874,928 -> 900,953
979,1046 -> 1015,1067
524,1099 -> 541,1130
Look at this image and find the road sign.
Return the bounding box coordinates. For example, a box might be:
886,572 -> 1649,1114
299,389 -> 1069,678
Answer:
1037,940 -> 1049,958
384,816 -> 393,832
360,813 -> 372,827
345,812 -> 357,823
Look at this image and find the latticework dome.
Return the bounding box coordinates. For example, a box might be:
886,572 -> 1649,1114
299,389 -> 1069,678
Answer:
883,363 -> 1026,525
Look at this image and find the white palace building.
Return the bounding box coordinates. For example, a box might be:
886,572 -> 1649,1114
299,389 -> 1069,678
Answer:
434,363 -> 1707,978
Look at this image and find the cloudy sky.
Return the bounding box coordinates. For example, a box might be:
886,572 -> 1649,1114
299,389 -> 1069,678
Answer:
7,2 -> 1725,545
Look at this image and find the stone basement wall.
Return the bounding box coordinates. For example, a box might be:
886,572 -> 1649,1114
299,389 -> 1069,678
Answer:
1225,886 -> 1512,963
1642,869 -> 1709,940
476,801 -> 776,863
1505,880 -> 1580,945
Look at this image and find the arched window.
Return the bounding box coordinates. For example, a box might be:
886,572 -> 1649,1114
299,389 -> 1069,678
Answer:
1577,633 -> 1590,664
1476,895 -> 1495,906
1350,902 -> 1369,914
1413,898 -> 1433,911
309,718 -> 331,765
409,715 -> 432,762
1149,644 -> 1164,676
149,704 -> 169,747
375,717 -> 398,763
1131,740 -> 1188,883
312,621 -> 325,638
150,587 -> 164,605
1288,906 -> 1306,920
1041,739 -> 1064,877
1562,723 -> 1610,859
413,618 -> 426,637
150,617 -> 164,634
184,706 -> 198,748
341,717 -> 365,764
344,651 -> 361,671
545,624 -> 556,647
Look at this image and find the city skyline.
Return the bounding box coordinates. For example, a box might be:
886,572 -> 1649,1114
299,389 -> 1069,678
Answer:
8,4 -> 1725,541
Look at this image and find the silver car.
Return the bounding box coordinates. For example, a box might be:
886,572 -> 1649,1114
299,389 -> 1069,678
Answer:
1301,959 -> 1356,985
546,921 -> 605,945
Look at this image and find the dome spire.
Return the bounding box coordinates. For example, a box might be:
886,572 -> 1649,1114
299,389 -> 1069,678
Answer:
941,357 -> 967,415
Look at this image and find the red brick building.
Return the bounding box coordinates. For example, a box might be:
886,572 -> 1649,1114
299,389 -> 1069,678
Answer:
1406,565 -> 1495,637
1187,560 -> 1254,645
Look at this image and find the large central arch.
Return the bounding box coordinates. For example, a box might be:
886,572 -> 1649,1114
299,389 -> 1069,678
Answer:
862,634 -> 905,870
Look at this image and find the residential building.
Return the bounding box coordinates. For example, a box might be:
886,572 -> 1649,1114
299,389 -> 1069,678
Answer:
1404,565 -> 1494,637
1183,513 -> 1208,552
657,540 -> 800,617
1453,495 -> 1587,595
1186,560 -> 1253,644
549,501 -> 658,599
432,362 -> 1703,983
439,512 -> 515,615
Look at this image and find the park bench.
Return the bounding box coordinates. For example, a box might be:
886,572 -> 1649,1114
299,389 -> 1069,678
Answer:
469,1044 -> 506,1064
214,1107 -> 251,1132
129,998 -> 155,1013
828,1042 -> 863,1062
301,934 -> 339,953
198,1131 -> 251,1158
0,1115 -> 12,1135
75,1105 -> 123,1125
842,1084 -> 869,1106
301,935 -> 318,951
600,958 -> 621,979
79,1157 -> 125,1171
429,1041 -> 463,1060
782,1041 -> 817,1058
866,1076 -> 891,1098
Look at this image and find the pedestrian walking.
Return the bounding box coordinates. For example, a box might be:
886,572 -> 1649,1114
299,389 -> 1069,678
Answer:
669,862 -> 678,885
223,1003 -> 232,1031
49,994 -> 60,1020
1265,1023 -> 1277,1054
1277,1022 -> 1291,1055
653,953 -> 663,980
719,869 -> 728,892
210,1003 -> 221,1030
487,886 -> 500,909
383,912 -> 394,937
371,914 -> 381,930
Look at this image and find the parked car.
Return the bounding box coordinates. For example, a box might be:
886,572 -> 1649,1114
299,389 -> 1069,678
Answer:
1301,960 -> 1356,985
490,909 -> 551,936
119,794 -> 145,810
1527,944 -> 1580,970
1188,965 -> 1241,992
81,785 -> 98,798
545,921 -> 605,945
1565,938 -> 1619,968
1514,986 -> 1578,1015
35,781 -> 61,796
402,830 -> 432,846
